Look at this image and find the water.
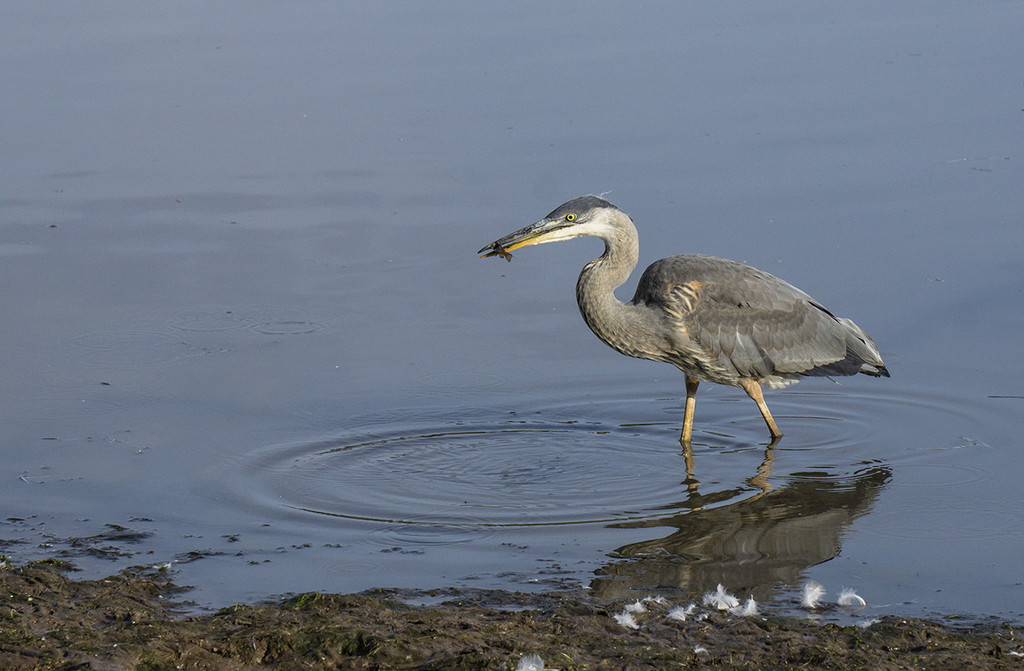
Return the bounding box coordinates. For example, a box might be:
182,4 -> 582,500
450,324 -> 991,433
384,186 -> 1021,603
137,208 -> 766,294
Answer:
2,3 -> 1022,621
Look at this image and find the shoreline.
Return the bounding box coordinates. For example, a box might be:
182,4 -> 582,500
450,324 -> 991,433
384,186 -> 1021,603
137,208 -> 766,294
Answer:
2,559 -> 1021,669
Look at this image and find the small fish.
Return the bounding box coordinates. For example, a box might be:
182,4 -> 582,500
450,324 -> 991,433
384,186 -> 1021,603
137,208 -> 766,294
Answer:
482,241 -> 513,261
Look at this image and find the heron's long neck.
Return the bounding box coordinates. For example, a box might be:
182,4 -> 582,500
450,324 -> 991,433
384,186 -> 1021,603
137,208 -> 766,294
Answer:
575,222 -> 653,359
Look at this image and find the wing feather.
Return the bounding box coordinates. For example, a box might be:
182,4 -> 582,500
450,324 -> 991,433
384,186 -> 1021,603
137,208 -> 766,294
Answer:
633,254 -> 880,384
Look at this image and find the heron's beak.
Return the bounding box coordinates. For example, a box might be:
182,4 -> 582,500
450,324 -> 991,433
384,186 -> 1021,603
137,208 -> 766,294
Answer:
478,219 -> 572,262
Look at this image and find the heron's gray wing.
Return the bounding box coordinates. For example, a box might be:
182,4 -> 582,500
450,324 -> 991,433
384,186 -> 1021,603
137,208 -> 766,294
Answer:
634,255 -> 855,379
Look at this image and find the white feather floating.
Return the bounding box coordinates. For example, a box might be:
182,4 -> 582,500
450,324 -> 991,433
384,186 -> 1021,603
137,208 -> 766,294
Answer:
623,599 -> 647,614
515,653 -> 548,671
730,597 -> 759,617
667,604 -> 697,622
837,588 -> 867,612
800,580 -> 826,609
613,611 -> 640,629
702,584 -> 740,610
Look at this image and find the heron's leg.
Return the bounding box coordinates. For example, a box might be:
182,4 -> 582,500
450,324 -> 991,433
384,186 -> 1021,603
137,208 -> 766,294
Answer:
738,378 -> 783,440
680,376 -> 700,445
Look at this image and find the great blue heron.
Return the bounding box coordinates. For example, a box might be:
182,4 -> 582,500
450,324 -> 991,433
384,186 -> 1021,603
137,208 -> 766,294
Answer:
478,196 -> 889,444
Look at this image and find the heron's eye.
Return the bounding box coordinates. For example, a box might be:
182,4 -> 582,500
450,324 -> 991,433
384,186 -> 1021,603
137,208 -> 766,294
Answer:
565,213 -> 576,222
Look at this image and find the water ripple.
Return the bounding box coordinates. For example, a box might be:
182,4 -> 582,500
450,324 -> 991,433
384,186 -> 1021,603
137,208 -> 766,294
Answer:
240,412 -> 695,530
231,379 -> 1015,549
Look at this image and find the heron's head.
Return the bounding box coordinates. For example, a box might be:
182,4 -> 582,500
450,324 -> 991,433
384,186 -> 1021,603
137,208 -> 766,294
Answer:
478,196 -> 627,261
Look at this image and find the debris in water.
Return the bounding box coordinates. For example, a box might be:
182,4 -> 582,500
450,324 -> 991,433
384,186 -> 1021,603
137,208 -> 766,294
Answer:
801,580 -> 826,609
702,583 -> 739,610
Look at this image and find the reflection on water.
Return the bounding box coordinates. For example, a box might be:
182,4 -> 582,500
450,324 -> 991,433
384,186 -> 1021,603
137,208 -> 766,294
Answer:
260,408 -> 895,605
592,464 -> 890,601
237,400 -> 894,605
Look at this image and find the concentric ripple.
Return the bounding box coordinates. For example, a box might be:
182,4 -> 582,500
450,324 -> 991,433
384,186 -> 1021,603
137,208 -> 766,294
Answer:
241,407 -> 695,529
232,379 -> 1015,547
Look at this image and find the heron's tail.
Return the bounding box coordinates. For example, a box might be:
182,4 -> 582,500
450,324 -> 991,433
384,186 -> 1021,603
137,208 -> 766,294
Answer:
838,318 -> 889,378
801,317 -> 889,378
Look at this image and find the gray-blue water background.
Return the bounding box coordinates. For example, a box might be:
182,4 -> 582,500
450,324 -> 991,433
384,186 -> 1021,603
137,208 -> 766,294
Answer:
2,3 -> 1022,622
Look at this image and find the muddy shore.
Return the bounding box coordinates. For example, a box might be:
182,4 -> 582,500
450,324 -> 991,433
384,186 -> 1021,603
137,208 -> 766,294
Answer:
1,559 -> 1021,670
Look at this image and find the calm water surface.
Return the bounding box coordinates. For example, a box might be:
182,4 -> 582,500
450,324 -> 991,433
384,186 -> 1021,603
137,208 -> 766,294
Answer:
2,3 -> 1022,621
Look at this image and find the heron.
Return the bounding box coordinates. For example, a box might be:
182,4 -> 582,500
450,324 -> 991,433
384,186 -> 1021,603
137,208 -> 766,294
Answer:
478,196 -> 889,445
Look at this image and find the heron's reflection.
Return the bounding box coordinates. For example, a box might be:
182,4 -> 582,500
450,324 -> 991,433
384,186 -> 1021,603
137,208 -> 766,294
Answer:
591,446 -> 890,601
680,439 -> 780,495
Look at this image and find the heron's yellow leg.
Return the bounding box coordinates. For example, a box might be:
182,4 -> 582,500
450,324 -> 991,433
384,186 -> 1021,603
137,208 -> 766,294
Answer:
738,378 -> 783,440
680,376 -> 700,445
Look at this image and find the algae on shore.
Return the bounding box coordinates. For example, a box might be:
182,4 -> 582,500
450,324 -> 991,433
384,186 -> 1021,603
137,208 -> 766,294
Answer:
1,560 -> 1020,669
